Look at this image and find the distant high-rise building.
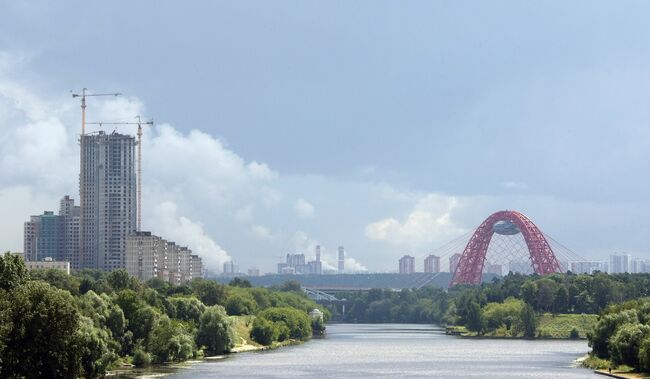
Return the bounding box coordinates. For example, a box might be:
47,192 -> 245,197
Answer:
315,245 -> 321,262
286,253 -> 306,267
80,131 -> 137,271
399,255 -> 415,274
277,263 -> 289,274
23,211 -> 65,262
570,261 -> 607,274
424,254 -> 440,273
59,196 -> 81,268
449,253 -> 462,274
307,260 -> 322,275
223,260 -> 238,275
609,253 -> 631,274
338,246 -> 345,272
508,260 -> 532,274
485,262 -> 502,276
248,268 -> 260,277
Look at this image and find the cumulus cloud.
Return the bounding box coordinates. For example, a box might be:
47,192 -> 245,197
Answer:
251,225 -> 274,240
293,198 -> 315,219
365,194 -> 467,250
149,202 -> 231,270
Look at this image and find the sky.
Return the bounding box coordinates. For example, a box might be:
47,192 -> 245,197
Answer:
1,1 -> 650,273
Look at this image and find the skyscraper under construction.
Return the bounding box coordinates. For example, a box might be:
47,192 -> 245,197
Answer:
80,131 -> 137,271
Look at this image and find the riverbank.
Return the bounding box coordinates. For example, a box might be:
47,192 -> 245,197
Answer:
446,313 -> 597,339
580,354 -> 650,379
107,315 -> 311,377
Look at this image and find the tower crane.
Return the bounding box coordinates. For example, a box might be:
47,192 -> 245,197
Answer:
71,88 -> 121,269
86,117 -> 154,232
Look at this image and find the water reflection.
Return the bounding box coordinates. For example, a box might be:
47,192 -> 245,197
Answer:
132,324 -> 598,378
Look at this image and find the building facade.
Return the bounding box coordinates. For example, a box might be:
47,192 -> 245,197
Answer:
23,211 -> 65,262
424,254 -> 440,273
449,253 -> 461,274
338,246 -> 345,272
399,255 -> 415,274
609,253 -> 631,274
81,131 -> 137,271
125,231 -> 202,283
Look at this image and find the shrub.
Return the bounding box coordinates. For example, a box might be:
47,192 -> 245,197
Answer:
257,307 -> 312,340
250,317 -> 278,346
226,293 -> 257,316
569,328 -> 580,339
196,306 -> 235,355
132,348 -> 151,367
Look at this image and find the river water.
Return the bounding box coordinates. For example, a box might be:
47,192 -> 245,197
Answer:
167,324 -> 598,378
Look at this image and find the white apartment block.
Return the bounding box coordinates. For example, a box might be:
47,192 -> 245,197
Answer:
126,231 -> 203,284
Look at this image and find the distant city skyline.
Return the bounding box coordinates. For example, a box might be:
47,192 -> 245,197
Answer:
2,2 -> 650,272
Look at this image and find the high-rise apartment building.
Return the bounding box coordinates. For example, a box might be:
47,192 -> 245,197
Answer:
609,253 -> 631,274
424,254 -> 440,273
399,255 -> 415,274
23,211 -> 65,262
59,196 -> 81,268
338,246 -> 345,272
570,261 -> 607,274
223,260 -> 239,275
449,253 -> 462,274
80,131 -> 137,271
485,262 -> 503,276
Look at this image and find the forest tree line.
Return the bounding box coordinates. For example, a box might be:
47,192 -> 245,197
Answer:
0,253 -> 327,378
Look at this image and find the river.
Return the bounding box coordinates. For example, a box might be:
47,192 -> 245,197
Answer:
163,324 -> 598,378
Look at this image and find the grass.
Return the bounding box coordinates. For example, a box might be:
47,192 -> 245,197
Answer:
536,313 -> 598,339
229,315 -> 262,348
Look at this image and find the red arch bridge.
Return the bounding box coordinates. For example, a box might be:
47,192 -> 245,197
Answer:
429,210 -> 584,286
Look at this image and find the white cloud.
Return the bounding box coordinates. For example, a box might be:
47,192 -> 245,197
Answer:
293,198 -> 315,219
365,193 -> 467,250
251,225 -> 274,240
149,202 -> 231,270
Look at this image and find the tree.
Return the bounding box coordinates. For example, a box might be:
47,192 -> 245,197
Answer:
191,279 -> 227,306
639,337 -> 650,372
130,306 -> 160,342
225,293 -> 257,315
148,316 -> 195,363
465,300 -> 483,335
196,305 -> 235,354
278,280 -> 302,292
229,277 -> 252,288
107,269 -> 131,292
76,316 -> 118,377
588,309 -> 639,358
520,303 -> 537,338
609,323 -> 650,368
30,269 -> 81,295
0,252 -> 29,291
170,296 -> 206,324
535,279 -> 557,312
0,281 -> 82,378
257,307 -> 312,340
250,317 -> 278,345
520,281 -> 537,307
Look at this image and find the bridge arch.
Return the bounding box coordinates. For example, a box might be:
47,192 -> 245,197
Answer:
451,210 -> 561,286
